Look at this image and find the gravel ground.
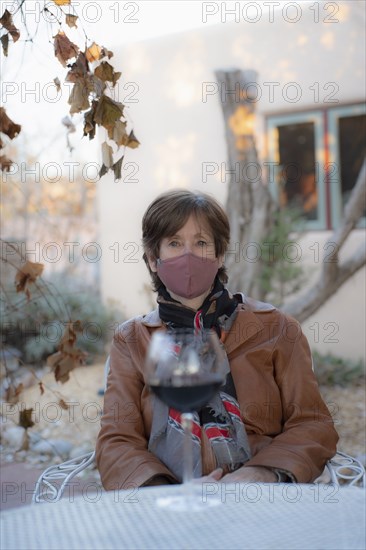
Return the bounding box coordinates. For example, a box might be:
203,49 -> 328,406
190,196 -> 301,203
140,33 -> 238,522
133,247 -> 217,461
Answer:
319,384 -> 365,460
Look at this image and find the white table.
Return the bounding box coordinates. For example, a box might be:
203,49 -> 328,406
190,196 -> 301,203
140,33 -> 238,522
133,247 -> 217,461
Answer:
1,483 -> 365,550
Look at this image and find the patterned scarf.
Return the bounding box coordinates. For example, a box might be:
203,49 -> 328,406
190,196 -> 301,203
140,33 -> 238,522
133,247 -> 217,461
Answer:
157,277 -> 238,337
148,278 -> 251,481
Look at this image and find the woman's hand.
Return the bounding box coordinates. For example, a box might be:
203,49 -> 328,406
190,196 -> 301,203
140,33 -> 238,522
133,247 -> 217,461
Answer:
220,466 -> 277,483
193,468 -> 224,483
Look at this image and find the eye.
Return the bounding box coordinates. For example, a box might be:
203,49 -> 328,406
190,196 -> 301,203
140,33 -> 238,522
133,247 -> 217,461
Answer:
197,240 -> 208,247
168,240 -> 180,247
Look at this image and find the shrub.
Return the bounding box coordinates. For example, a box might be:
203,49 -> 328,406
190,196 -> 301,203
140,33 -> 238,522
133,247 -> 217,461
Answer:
313,351 -> 365,387
1,273 -> 123,365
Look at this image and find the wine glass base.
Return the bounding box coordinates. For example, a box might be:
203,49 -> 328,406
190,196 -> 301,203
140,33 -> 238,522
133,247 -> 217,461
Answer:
156,493 -> 221,511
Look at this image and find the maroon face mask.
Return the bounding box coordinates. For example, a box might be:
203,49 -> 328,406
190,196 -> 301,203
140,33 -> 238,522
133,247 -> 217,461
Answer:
156,252 -> 219,299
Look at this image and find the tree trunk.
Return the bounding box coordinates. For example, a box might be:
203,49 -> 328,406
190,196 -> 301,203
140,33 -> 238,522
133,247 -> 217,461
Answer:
215,69 -> 274,298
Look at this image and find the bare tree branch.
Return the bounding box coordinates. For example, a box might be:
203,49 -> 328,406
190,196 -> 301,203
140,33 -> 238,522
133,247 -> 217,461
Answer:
328,159 -> 366,259
283,160 -> 366,322
283,244 -> 365,323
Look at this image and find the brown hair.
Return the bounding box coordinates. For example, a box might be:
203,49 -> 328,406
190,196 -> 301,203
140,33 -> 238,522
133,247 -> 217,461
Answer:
142,189 -> 230,291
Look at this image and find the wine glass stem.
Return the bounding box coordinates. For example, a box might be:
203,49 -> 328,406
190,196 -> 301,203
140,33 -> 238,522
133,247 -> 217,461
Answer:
181,412 -> 194,485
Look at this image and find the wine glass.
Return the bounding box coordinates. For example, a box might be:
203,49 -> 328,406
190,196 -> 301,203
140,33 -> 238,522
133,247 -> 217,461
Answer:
145,328 -> 227,510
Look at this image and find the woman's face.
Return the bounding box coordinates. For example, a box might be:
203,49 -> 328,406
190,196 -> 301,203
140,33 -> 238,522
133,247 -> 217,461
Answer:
158,214 -> 217,262
148,214 -> 223,308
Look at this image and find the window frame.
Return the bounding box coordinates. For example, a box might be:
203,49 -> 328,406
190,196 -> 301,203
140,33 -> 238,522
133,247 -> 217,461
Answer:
266,103 -> 366,230
327,103 -> 366,229
266,110 -> 327,230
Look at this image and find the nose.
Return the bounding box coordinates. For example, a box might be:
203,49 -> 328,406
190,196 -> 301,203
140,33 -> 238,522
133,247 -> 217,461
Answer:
183,243 -> 193,254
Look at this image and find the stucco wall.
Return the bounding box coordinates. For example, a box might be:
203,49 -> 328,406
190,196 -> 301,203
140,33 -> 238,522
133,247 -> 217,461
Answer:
97,1 -> 365,361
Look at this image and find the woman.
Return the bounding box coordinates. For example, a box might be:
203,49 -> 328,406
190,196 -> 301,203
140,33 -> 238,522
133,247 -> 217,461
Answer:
96,189 -> 338,490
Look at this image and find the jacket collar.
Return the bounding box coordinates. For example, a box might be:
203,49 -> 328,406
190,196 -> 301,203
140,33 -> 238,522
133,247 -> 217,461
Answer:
142,308 -> 162,327
141,305 -> 267,355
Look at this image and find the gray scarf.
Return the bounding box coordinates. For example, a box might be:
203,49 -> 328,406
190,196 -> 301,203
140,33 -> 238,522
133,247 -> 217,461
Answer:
148,311 -> 251,481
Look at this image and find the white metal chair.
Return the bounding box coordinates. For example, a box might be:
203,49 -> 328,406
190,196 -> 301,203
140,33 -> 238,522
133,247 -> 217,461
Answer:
32,356 -> 365,503
32,451 -> 97,503
32,449 -> 365,503
315,452 -> 365,487
33,357 -> 110,504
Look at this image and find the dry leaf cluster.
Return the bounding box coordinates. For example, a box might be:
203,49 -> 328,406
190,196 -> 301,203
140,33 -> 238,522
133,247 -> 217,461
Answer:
14,260 -> 44,300
47,321 -> 87,383
0,10 -> 21,170
0,0 -> 140,179
10,259 -> 86,386
0,8 -> 20,55
0,107 -> 21,172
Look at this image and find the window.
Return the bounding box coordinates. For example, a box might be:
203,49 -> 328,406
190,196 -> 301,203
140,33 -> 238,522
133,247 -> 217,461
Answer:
266,103 -> 366,229
328,105 -> 366,228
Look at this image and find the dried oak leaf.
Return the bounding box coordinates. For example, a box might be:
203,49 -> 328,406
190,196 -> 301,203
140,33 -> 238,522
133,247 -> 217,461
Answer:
59,398 -> 69,410
53,76 -> 61,91
87,74 -> 105,97
0,9 -> 20,42
47,321 -> 87,384
1,33 -> 9,56
39,381 -> 45,395
94,61 -> 121,86
101,46 -> 114,59
68,80 -> 90,114
98,155 -> 124,182
110,120 -> 127,146
113,155 -> 124,181
83,100 -> 98,139
94,95 -> 124,131
52,0 -> 71,5
99,163 -> 108,178
15,261 -> 44,299
47,349 -> 87,383
125,130 -> 140,149
19,408 -> 34,429
0,154 -> 13,172
101,141 -> 114,168
85,41 -> 102,63
65,13 -> 78,28
4,383 -> 24,404
0,107 -> 21,139
65,52 -> 89,83
54,31 -> 79,67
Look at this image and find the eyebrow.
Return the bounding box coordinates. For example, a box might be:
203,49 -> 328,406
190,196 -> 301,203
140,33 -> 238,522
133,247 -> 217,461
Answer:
166,232 -> 211,239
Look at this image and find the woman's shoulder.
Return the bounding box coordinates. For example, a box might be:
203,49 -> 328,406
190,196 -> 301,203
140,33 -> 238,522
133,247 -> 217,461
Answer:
113,309 -> 162,340
236,293 -> 276,313
234,294 -> 301,329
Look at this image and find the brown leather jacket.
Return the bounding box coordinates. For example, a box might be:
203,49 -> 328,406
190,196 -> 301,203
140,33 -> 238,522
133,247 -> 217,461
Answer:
96,298 -> 338,490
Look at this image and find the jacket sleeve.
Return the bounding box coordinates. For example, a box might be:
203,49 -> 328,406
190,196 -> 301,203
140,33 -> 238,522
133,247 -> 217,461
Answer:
244,316 -> 339,483
95,326 -> 177,490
